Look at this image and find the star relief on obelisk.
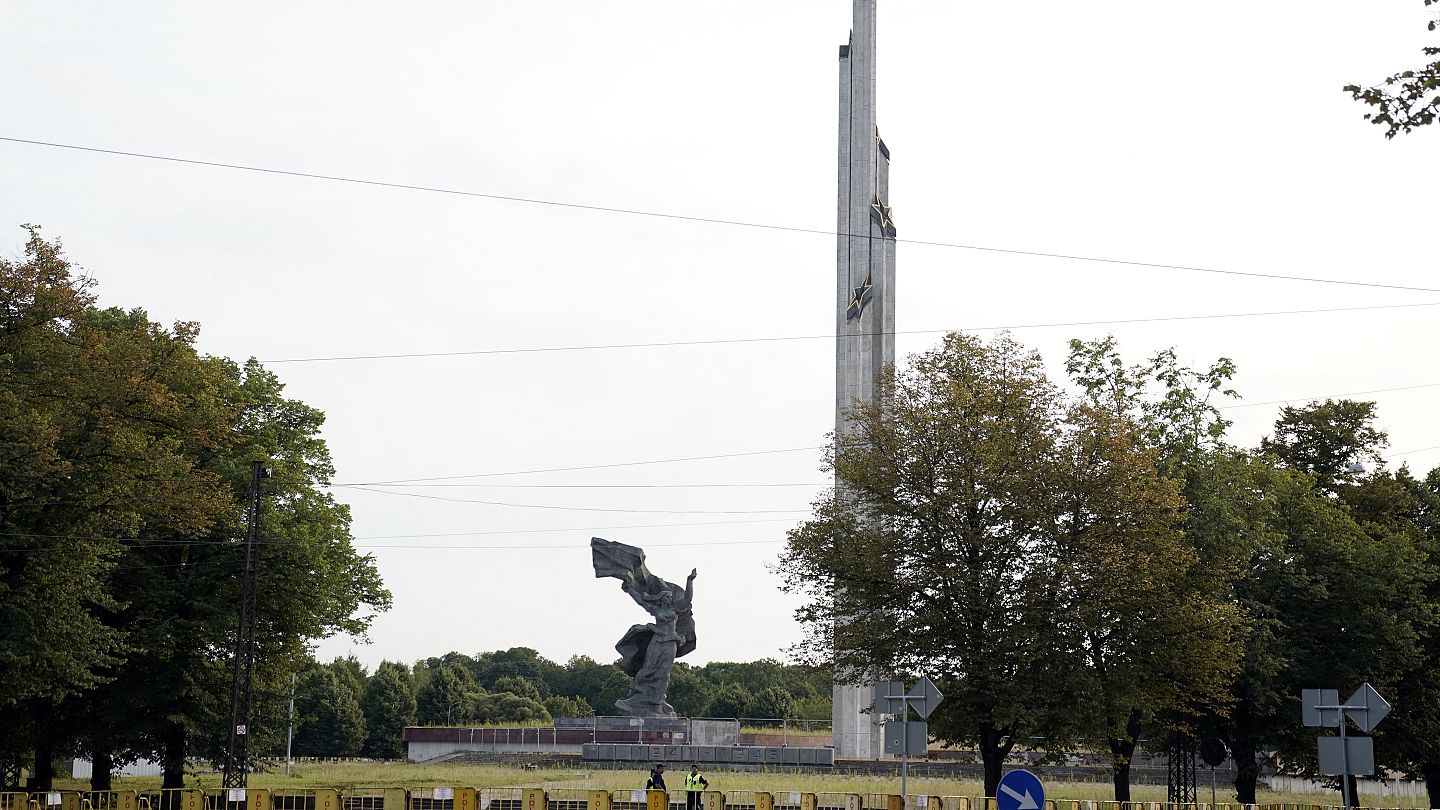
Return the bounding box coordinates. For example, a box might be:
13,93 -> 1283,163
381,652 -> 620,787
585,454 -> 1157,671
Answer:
869,195 -> 895,231
846,271 -> 874,321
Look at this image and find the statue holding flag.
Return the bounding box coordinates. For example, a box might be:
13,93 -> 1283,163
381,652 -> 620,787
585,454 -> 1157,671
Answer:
591,537 -> 697,717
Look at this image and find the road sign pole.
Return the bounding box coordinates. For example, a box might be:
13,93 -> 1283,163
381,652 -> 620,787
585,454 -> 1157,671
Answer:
1339,719 -> 1350,810
900,712 -> 908,810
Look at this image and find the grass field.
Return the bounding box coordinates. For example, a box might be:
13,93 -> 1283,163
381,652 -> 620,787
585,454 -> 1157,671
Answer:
42,761 -> 1430,808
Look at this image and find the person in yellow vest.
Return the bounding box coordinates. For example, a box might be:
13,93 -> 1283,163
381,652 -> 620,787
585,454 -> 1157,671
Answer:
684,766 -> 709,810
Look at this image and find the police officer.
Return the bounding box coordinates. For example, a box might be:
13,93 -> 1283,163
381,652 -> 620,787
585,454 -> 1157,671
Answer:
646,763 -> 667,791
684,765 -> 709,810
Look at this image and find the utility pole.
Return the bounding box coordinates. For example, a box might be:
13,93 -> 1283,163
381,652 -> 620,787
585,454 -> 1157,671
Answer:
285,671 -> 297,776
222,460 -> 269,789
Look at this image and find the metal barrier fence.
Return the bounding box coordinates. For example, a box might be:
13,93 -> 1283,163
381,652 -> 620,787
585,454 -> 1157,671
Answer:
0,791 -> 1412,810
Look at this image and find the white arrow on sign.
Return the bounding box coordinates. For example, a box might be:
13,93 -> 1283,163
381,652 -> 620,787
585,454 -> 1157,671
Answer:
999,784 -> 1038,810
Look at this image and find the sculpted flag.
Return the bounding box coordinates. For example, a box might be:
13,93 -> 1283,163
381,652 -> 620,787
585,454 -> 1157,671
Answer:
590,537 -> 697,675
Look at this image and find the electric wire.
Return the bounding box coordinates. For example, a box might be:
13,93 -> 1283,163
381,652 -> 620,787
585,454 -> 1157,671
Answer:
264,300 -> 1440,364
331,446 -> 822,486
345,485 -> 809,515
4,135 -> 1437,296
1218,381 -> 1440,410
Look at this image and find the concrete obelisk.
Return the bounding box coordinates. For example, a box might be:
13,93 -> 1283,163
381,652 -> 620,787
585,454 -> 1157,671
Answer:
832,0 -> 896,760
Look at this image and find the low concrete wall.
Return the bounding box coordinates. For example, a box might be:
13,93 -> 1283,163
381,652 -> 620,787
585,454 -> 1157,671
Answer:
409,741 -> 584,762
582,743 -> 833,767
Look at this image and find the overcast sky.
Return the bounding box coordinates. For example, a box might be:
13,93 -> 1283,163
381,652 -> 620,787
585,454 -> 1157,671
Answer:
3,1 -> 1437,674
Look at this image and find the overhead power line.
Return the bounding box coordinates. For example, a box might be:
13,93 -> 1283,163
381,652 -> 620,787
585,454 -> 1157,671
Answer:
260,301 -> 1440,364
4,135 -> 1437,296
331,446 -> 823,486
1392,444 -> 1440,458
0,537 -> 788,562
347,481 -> 825,489
346,486 -> 810,515
1219,381 -> 1440,410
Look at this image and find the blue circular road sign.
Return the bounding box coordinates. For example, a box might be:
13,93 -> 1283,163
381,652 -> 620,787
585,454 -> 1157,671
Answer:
996,769 -> 1045,810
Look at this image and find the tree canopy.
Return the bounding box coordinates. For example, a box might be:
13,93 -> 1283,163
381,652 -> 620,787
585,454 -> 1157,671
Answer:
1344,0 -> 1440,138
0,228 -> 389,789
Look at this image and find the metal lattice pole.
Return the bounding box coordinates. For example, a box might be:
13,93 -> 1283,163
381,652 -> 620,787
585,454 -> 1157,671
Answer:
1,758 -> 21,791
1167,733 -> 1198,803
222,461 -> 266,789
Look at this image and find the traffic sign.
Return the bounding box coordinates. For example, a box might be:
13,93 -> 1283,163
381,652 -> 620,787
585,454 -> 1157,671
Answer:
1301,689 -> 1341,727
872,681 -> 906,715
1318,736 -> 1375,775
883,720 -> 927,755
1344,683 -> 1390,733
996,769 -> 1044,810
907,676 -> 944,719
1199,738 -> 1227,768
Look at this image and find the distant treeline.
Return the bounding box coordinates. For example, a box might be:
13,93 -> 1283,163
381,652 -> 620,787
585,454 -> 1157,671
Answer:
294,648 -> 832,760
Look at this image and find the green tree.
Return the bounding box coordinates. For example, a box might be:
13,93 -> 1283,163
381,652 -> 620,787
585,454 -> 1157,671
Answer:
557,655 -> 629,715
1383,467 -> 1440,806
1052,400 -> 1243,800
361,661 -> 416,759
1260,400 -> 1388,492
125,358 -> 390,788
473,648 -> 563,694
1063,338 -> 1250,800
416,663 -> 478,725
292,667 -> 366,756
0,229 -> 390,787
1345,0 -> 1440,138
704,683 -> 753,720
780,333 -> 1075,796
665,666 -> 714,718
1203,402 -> 1430,804
542,695 -> 593,719
747,686 -> 796,722
0,229 -> 251,786
491,675 -> 543,702
784,333 -> 1249,797
330,656 -> 367,698
471,692 -> 550,724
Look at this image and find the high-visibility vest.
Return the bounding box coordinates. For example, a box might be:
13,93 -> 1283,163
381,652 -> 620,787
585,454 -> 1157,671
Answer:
685,774 -> 705,791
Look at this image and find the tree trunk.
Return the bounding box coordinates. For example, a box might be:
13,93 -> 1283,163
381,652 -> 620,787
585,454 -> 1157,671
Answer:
90,749 -> 114,792
1230,737 -> 1259,805
978,721 -> 1015,798
161,721 -> 186,791
29,742 -> 54,792
1106,709 -> 1142,802
1422,761 -> 1440,810
1341,775 -> 1358,809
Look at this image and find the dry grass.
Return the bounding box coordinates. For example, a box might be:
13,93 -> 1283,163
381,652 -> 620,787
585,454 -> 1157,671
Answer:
46,762 -> 1428,809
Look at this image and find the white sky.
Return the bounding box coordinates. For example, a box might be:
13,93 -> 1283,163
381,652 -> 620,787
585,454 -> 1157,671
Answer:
2,1 -> 1437,674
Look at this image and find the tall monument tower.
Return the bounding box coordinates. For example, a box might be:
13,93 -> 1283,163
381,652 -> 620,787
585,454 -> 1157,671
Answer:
832,0 -> 895,760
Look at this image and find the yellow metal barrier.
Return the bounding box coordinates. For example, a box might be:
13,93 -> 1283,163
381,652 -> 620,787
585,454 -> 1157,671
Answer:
756,795 -> 775,810
381,790 -> 407,810
885,798 -> 903,810
587,792 -> 611,810
845,797 -> 863,810
645,792 -> 667,810
523,791 -> 545,810
703,793 -> 725,810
